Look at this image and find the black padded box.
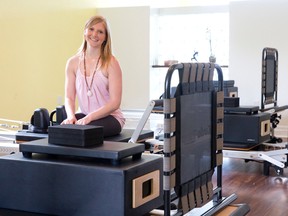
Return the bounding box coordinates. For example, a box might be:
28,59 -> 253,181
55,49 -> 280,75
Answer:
224,112 -> 270,147
213,80 -> 238,97
224,86 -> 238,97
0,153 -> 163,216
224,97 -> 240,107
48,124 -> 103,147
224,106 -> 259,115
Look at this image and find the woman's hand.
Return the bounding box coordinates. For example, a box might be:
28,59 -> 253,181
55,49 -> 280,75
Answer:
75,115 -> 91,125
61,116 -> 77,125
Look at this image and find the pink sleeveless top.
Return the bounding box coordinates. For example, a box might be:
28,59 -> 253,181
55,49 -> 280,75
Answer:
75,63 -> 125,128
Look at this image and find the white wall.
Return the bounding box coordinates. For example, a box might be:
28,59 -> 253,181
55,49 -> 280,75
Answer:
97,1 -> 288,111
229,0 -> 288,107
96,7 -> 150,110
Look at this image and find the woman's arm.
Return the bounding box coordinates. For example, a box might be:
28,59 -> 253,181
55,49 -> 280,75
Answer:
62,56 -> 78,124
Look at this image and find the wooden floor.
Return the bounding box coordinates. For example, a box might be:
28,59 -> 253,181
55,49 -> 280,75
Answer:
214,157 -> 288,216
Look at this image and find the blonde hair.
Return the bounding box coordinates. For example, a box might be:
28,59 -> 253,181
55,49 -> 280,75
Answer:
78,15 -> 112,70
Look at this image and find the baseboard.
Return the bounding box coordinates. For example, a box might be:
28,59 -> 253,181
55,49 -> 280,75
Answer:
123,110 -> 163,131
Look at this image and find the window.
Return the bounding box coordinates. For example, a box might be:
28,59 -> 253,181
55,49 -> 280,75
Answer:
150,11 -> 229,100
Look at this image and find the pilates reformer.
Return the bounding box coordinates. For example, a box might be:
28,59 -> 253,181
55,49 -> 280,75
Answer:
0,108 -> 160,216
13,105 -> 154,144
0,118 -> 28,155
223,47 -> 288,176
0,106 -> 154,156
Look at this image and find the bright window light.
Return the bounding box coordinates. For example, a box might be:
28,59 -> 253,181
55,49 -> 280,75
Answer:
150,12 -> 229,100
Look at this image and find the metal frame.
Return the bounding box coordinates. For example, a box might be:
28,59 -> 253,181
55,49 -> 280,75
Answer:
261,47 -> 278,110
223,142 -> 288,175
128,100 -> 163,144
162,63 -> 239,216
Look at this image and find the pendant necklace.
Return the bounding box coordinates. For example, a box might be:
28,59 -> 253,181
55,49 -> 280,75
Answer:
83,53 -> 101,97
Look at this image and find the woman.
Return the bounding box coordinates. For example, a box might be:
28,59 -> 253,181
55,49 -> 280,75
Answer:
62,15 -> 125,137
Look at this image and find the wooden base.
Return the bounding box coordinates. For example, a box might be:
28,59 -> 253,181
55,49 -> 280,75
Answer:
216,204 -> 250,216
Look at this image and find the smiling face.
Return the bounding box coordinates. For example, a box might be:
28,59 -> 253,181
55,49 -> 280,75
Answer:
79,16 -> 113,69
84,21 -> 107,49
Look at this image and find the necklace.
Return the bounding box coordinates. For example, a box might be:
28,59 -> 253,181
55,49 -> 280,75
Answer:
83,53 -> 101,97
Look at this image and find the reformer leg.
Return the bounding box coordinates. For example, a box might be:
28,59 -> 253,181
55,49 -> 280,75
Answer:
263,161 -> 284,176
263,161 -> 270,176
164,190 -> 171,216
